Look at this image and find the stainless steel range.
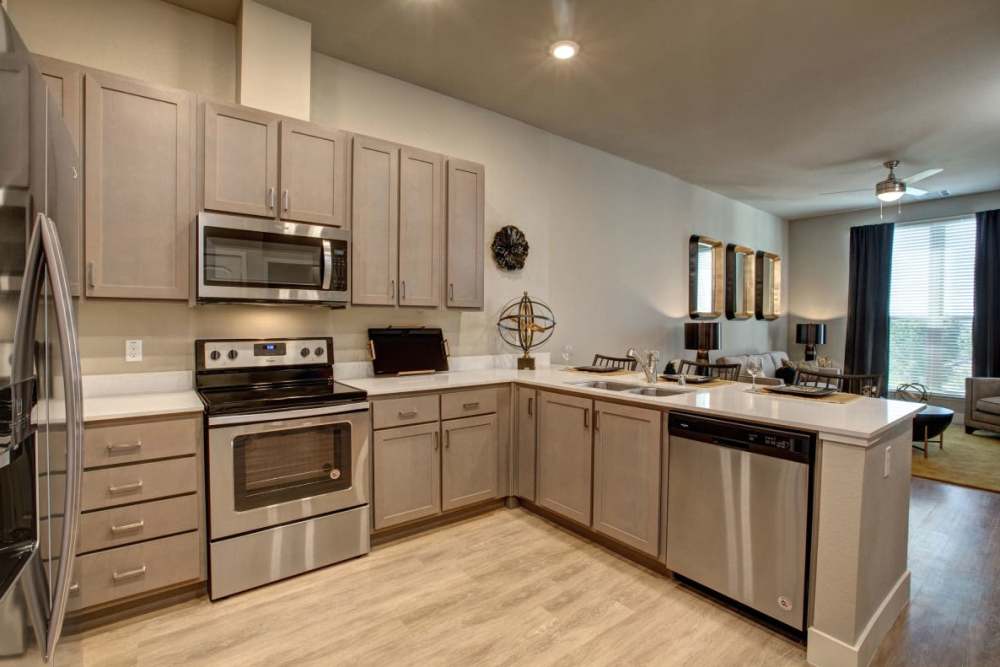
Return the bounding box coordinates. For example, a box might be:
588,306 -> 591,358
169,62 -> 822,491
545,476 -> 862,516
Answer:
195,337 -> 370,600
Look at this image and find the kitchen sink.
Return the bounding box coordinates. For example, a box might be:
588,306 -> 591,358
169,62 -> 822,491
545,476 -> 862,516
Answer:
626,386 -> 684,397
570,381 -> 643,392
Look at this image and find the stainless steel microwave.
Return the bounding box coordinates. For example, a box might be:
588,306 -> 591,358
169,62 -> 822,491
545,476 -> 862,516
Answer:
196,212 -> 349,305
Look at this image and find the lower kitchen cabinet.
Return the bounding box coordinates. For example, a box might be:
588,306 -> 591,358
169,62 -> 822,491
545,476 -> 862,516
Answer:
373,421 -> 442,530
441,414 -> 498,511
592,401 -> 662,556
536,391 -> 594,526
514,386 -> 537,501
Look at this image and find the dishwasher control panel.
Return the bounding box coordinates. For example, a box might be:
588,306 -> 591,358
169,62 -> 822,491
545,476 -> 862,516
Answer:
669,412 -> 814,464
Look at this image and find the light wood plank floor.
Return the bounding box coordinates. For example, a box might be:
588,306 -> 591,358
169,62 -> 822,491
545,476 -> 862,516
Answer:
61,478 -> 1000,666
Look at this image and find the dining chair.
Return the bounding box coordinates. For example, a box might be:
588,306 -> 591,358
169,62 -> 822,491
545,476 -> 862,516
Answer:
678,360 -> 740,381
841,374 -> 883,397
592,354 -> 638,371
794,369 -> 844,391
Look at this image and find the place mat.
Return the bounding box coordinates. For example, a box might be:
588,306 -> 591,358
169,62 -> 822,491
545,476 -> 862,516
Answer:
565,367 -> 635,376
756,387 -> 862,405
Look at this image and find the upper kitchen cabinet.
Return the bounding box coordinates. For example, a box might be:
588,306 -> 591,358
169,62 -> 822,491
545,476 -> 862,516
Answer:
446,158 -> 485,309
203,102 -> 278,218
279,120 -> 348,226
0,52 -> 29,188
84,71 -> 194,299
399,147 -> 444,307
351,134 -> 399,306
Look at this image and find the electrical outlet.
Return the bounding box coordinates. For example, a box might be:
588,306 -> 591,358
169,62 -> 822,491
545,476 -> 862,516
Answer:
883,446 -> 892,478
125,339 -> 143,363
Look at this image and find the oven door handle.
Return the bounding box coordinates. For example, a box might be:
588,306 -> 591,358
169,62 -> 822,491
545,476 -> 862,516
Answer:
321,240 -> 333,291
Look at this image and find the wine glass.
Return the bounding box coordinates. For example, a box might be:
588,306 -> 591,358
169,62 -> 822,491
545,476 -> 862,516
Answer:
746,357 -> 763,392
561,344 -> 574,366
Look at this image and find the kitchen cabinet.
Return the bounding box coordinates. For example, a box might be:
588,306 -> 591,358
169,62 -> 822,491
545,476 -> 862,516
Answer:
203,102 -> 278,218
279,119 -> 348,226
0,53 -> 29,188
446,158 -> 485,309
514,386 -> 537,501
592,401 -> 662,556
441,414 -> 498,511
84,71 -> 193,299
373,421 -> 441,530
398,147 -> 444,307
351,134 -> 399,306
536,391 -> 593,526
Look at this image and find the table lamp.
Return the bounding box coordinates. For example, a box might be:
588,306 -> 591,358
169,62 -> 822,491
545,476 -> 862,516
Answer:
684,322 -> 719,363
796,323 -> 826,362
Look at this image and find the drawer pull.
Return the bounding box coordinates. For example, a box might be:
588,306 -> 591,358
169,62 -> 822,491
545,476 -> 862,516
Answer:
69,583 -> 79,594
462,402 -> 480,410
106,440 -> 142,454
108,480 -> 143,495
398,410 -> 418,419
112,565 -> 147,583
110,520 -> 145,535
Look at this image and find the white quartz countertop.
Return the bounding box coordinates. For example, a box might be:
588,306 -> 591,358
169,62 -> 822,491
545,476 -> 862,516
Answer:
348,368 -> 922,443
38,391 -> 204,424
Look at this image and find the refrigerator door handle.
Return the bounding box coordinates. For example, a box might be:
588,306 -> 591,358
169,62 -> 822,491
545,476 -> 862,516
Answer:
37,213 -> 85,661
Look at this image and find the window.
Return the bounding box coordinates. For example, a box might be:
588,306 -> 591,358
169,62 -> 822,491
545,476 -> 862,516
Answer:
889,216 -> 976,397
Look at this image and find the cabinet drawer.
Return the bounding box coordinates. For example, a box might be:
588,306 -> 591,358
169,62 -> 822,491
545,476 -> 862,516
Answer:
82,457 -> 197,511
84,414 -> 200,468
77,494 -> 199,554
441,388 -> 497,420
373,394 -> 439,430
68,531 -> 200,612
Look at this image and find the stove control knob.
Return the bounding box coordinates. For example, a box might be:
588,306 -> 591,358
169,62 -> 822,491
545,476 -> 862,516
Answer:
300,348 -> 311,358
209,350 -> 221,361
227,349 -> 239,360
314,347 -> 325,357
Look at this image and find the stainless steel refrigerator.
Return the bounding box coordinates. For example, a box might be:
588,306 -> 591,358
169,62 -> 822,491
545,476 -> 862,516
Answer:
0,5 -> 84,665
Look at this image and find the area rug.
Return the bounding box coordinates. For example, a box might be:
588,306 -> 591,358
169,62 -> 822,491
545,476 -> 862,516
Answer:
911,425 -> 1000,493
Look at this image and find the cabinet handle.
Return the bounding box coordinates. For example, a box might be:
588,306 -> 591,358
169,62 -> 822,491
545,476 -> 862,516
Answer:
527,396 -> 534,416
69,583 -> 79,594
267,187 -> 276,209
445,431 -> 450,449
106,440 -> 142,454
398,410 -> 418,419
448,283 -> 454,301
401,280 -> 406,300
112,565 -> 147,583
86,261 -> 96,290
583,409 -> 589,429
107,480 -> 143,495
433,432 -> 439,451
110,520 -> 145,534
594,410 -> 600,431
282,189 -> 290,212
462,402 -> 480,410
391,280 -> 396,299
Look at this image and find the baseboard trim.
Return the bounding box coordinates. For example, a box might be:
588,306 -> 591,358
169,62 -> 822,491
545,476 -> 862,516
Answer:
806,569 -> 910,667
371,498 -> 505,546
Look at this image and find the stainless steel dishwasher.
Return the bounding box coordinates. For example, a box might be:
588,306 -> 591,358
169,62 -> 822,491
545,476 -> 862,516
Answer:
666,412 -> 815,632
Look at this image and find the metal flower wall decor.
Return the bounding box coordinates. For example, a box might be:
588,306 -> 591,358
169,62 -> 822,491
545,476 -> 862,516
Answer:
491,225 -> 529,271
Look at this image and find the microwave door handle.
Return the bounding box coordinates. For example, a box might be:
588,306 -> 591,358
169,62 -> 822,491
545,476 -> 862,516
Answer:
322,240 -> 333,291
38,214 -> 85,661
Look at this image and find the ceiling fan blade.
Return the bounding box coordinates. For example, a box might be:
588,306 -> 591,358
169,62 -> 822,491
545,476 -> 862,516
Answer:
819,188 -> 870,196
906,187 -> 928,196
902,168 -> 943,184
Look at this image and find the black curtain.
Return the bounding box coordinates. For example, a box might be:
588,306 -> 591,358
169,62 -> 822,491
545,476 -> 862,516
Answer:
973,209 -> 1000,377
844,223 -> 894,395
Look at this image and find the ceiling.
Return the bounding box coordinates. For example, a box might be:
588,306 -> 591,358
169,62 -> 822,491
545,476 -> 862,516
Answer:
167,0 -> 1000,220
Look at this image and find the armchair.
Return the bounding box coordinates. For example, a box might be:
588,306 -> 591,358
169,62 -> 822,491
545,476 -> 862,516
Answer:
965,378 -> 1000,435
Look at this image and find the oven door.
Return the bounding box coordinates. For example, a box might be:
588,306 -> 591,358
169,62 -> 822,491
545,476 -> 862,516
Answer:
207,403 -> 369,539
197,212 -> 349,304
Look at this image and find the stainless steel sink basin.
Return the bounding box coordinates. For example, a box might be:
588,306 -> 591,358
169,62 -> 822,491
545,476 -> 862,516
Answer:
626,386 -> 684,397
570,381 -> 642,392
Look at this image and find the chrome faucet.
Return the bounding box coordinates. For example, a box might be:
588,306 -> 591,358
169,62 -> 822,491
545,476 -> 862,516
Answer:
626,348 -> 659,384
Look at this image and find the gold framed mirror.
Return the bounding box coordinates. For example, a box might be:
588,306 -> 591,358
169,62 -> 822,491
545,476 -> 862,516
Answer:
755,251 -> 781,320
725,244 -> 754,320
689,235 -> 723,319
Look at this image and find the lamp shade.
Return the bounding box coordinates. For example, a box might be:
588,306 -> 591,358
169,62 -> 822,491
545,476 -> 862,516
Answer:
796,323 -> 827,345
684,322 -> 720,351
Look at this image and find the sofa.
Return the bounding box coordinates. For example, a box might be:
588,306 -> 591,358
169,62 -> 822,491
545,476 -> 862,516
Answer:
717,351 -> 790,385
966,377 -> 1000,435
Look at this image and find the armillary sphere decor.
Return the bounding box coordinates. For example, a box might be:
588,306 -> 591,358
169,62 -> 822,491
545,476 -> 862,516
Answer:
491,225 -> 530,271
497,292 -> 555,370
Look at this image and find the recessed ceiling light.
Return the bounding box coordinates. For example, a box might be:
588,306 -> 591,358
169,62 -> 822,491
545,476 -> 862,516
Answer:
550,40 -> 579,60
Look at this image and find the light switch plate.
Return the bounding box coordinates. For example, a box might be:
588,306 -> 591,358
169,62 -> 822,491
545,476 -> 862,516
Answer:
883,445 -> 892,478
125,339 -> 143,363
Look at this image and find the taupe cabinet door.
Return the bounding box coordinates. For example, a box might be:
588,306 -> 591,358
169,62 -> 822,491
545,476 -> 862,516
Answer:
203,102 -> 278,218
352,134 -> 399,305
398,147 -> 444,307
592,401 -> 662,556
446,158 -> 485,309
514,386 -> 537,501
84,71 -> 193,299
373,421 -> 441,530
537,391 -> 593,526
0,55 -> 29,187
279,120 -> 348,227
441,414 -> 498,511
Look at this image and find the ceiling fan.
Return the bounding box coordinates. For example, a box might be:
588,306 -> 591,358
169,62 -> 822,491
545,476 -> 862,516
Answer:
822,160 -> 944,202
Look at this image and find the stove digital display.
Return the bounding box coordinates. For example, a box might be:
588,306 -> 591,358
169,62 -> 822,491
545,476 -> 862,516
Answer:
253,342 -> 286,356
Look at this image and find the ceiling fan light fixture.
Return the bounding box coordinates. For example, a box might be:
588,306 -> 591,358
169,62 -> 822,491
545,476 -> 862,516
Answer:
876,179 -> 906,202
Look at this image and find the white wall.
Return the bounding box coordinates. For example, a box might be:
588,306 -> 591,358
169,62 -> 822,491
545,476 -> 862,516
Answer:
10,0 -> 788,375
